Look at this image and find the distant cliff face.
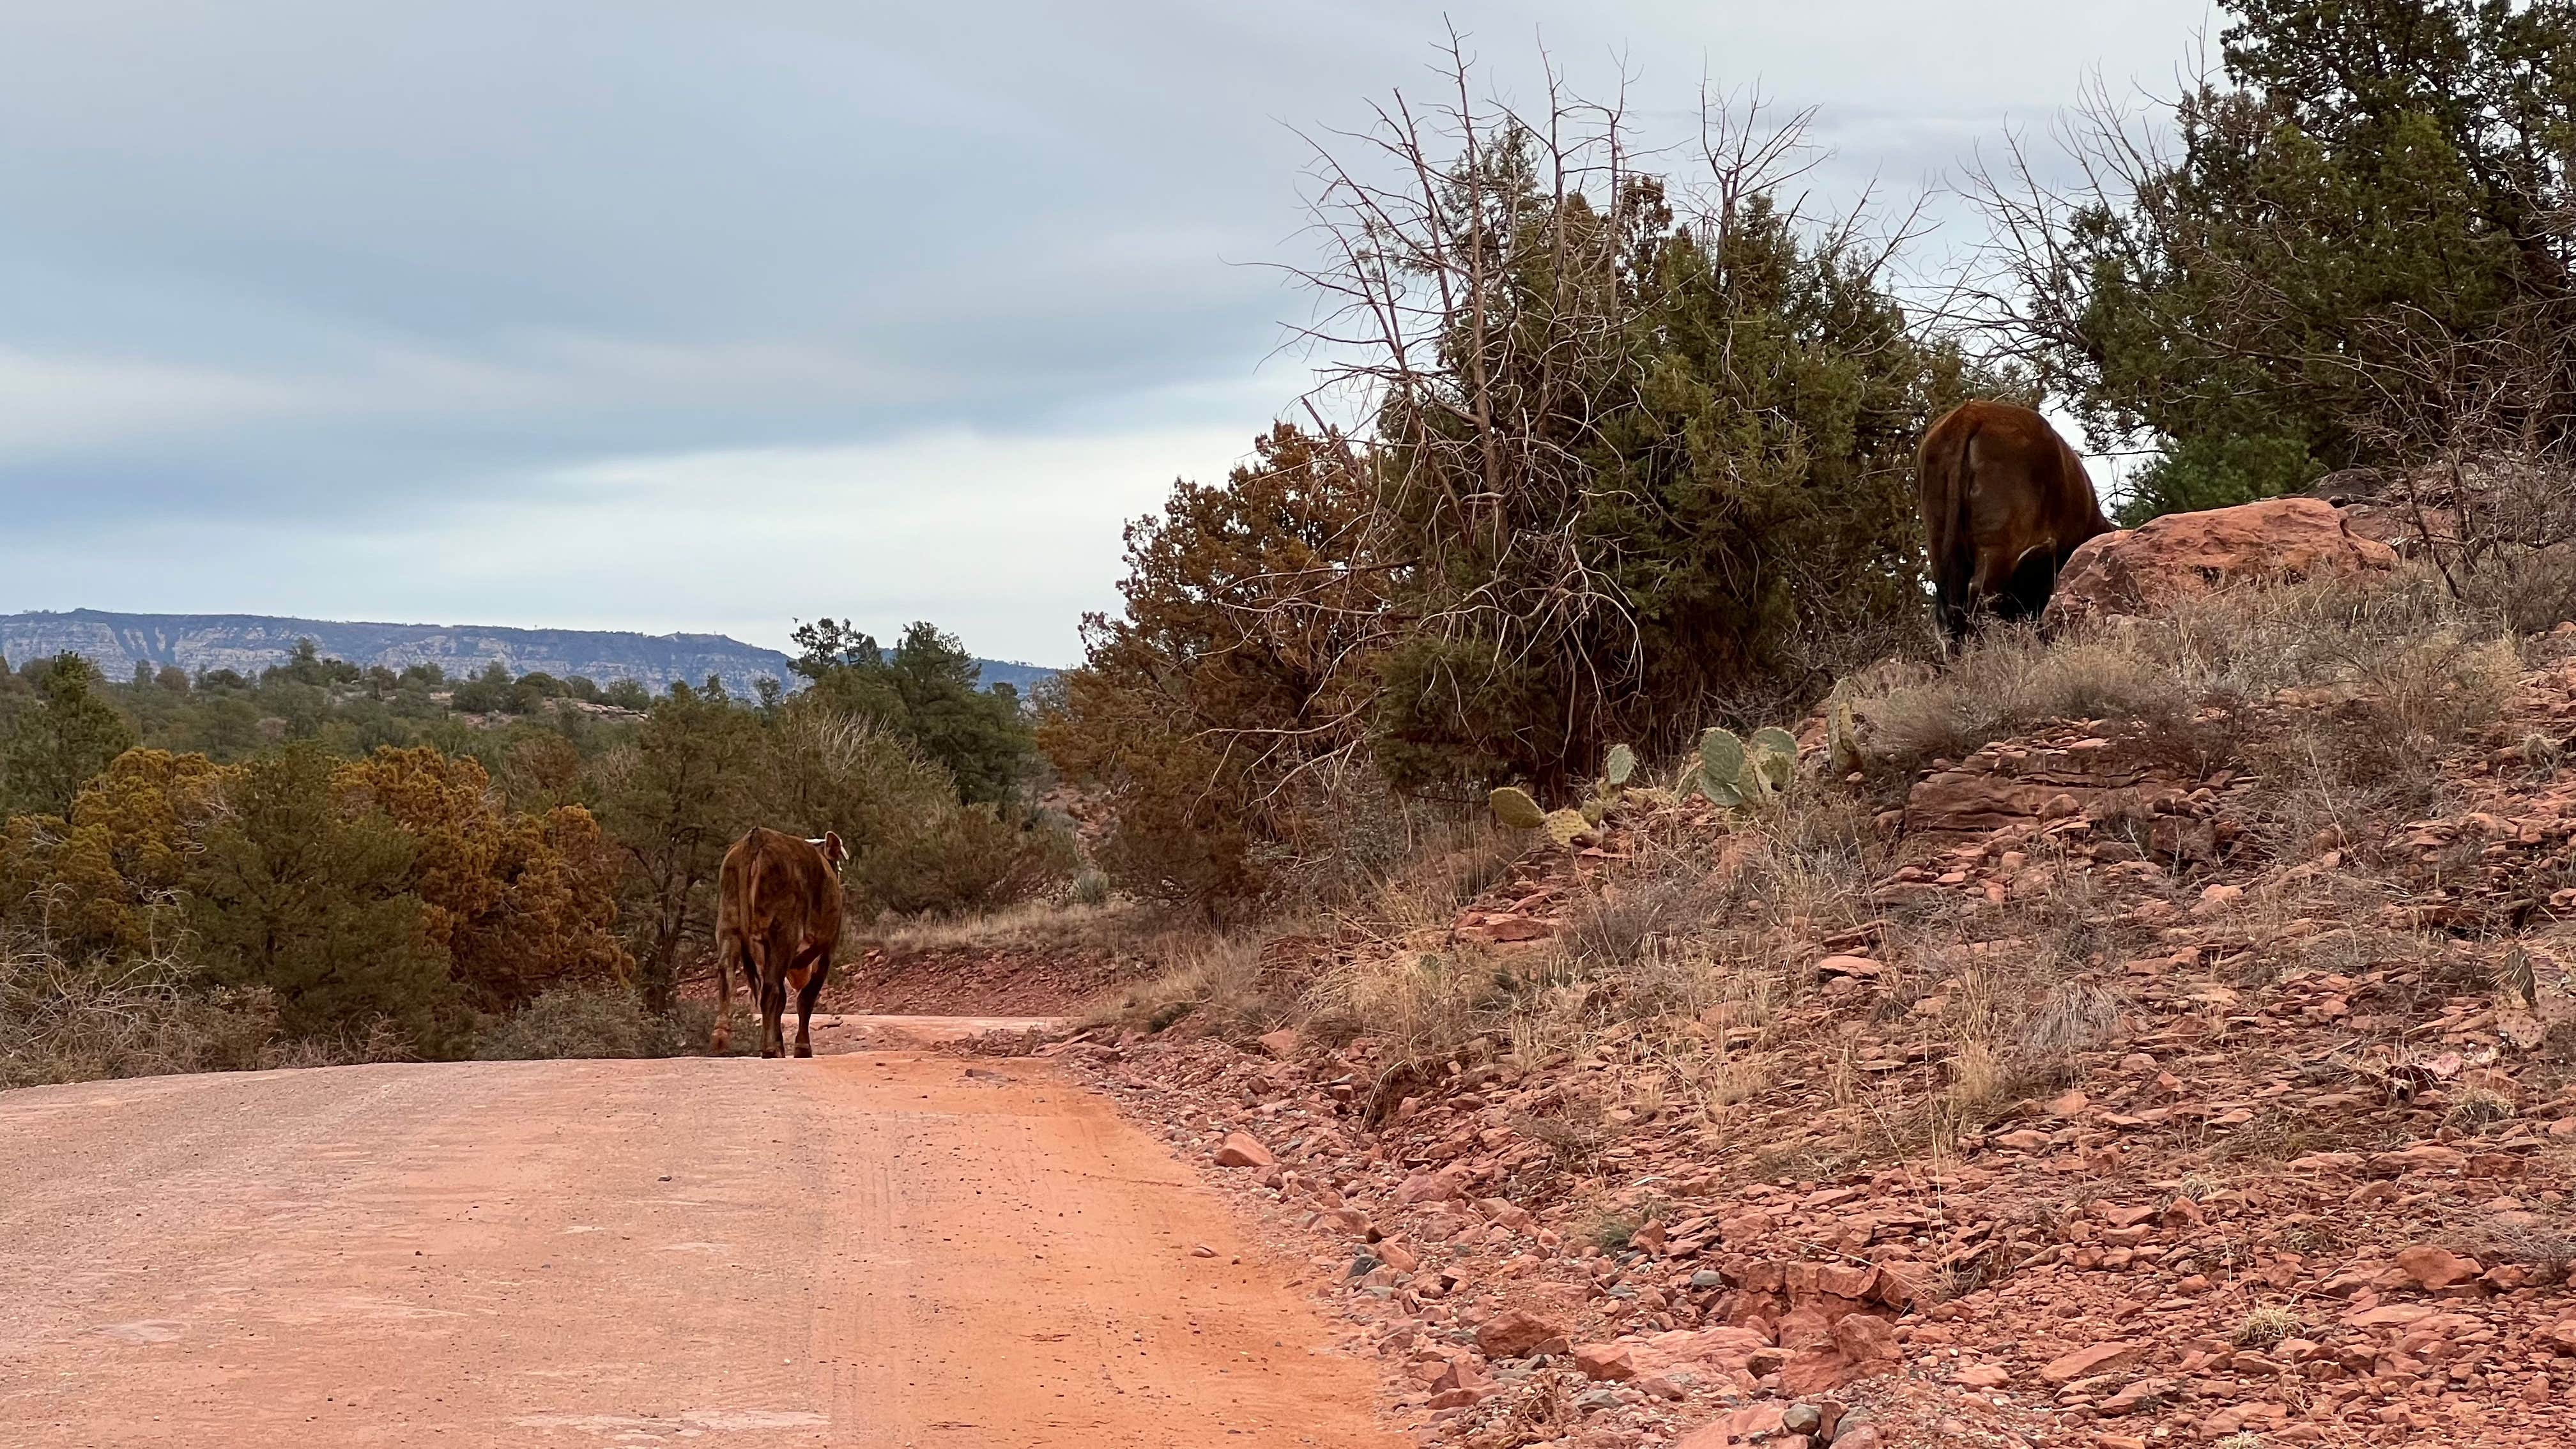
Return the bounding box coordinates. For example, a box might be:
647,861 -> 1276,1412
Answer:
0,610 -> 1056,698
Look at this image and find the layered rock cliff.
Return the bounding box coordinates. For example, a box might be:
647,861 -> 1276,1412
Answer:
0,609 -> 1054,697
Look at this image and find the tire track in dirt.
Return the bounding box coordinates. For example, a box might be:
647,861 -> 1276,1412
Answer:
0,1055 -> 1398,1448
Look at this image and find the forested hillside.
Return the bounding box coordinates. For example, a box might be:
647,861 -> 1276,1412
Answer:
0,618 -> 1072,1077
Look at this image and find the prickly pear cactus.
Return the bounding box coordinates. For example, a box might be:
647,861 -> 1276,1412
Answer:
1750,726 -> 1798,792
1603,743 -> 1636,788
1543,809 -> 1591,847
1696,728 -> 1747,806
1489,786 -> 1547,830
1827,696 -> 1863,777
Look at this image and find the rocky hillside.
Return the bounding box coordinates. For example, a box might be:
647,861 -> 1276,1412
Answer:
1049,498 -> 2576,1448
0,608 -> 1055,696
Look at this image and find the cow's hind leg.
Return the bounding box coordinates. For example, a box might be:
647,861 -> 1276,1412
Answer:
753,929 -> 792,1058
1932,576 -> 1971,648
1965,541 -> 2037,628
1997,543 -> 2061,622
710,926 -> 741,1054
790,949 -> 831,1059
764,962 -> 792,1059
759,970 -> 788,1058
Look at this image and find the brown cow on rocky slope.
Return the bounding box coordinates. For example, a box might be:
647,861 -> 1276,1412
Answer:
1918,400 -> 2115,642
710,827 -> 846,1058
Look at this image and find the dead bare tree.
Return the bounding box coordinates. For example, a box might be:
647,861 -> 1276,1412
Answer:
2334,275 -> 2576,624
1282,34 -> 1646,744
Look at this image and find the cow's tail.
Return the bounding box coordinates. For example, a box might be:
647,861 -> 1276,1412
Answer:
1919,413 -> 1981,645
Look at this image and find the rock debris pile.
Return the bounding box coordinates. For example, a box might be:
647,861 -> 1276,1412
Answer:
1066,647 -> 2576,1448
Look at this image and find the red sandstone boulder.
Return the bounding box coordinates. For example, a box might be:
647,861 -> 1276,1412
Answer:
1212,1131 -> 1274,1168
2041,1340 -> 2145,1385
2396,1244 -> 2482,1289
2044,496 -> 2398,627
1678,1404 -> 1784,1448
1392,1164 -> 1472,1204
1571,1342 -> 1636,1381
1473,1309 -> 1570,1360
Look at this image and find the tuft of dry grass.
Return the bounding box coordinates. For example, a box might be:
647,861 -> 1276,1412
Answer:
1859,632 -> 2184,774
2248,625 -> 2521,827
1308,945 -> 1509,1068
1695,1050 -> 1775,1115
1586,1209 -> 1639,1251
2234,1305 -> 2304,1348
1366,826 -> 1526,936
2445,1203 -> 2576,1276
1942,1039 -> 2009,1125
1561,876 -> 1699,975
1882,848 -> 2138,1133
1511,1096 -> 1611,1172
2447,1085 -> 2518,1130
1085,808 -> 1520,1059
2018,979 -> 2128,1058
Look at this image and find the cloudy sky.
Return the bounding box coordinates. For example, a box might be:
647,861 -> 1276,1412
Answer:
0,1 -> 2216,666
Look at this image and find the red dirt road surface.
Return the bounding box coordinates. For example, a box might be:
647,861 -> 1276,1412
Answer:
0,1054 -> 1399,1448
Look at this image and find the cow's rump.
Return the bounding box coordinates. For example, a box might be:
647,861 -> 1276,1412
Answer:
712,826 -> 846,1058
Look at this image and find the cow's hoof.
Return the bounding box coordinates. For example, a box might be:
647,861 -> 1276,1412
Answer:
761,1047 -> 781,1059
794,1044 -> 813,1059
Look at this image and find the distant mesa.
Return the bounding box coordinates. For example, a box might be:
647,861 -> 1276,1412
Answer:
0,609 -> 1057,698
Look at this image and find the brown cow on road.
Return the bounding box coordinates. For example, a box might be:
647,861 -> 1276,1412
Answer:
710,827 -> 846,1058
1918,400 -> 2115,642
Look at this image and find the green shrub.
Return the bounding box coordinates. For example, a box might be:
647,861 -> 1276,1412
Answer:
858,803 -> 1079,917
187,746 -> 464,1049
1,654 -> 137,818
472,985 -> 690,1060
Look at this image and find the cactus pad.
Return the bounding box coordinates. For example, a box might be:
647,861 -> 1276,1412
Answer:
1543,809 -> 1591,847
1827,697 -> 1863,776
1489,786 -> 1547,830
1750,727 -> 1798,790
1603,743 -> 1636,788
1698,728 -> 1745,790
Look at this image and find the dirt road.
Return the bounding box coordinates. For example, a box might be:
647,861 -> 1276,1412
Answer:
0,1054 -> 1397,1448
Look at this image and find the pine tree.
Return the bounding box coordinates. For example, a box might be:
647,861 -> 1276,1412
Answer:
1,654 -> 139,818
187,746 -> 458,1047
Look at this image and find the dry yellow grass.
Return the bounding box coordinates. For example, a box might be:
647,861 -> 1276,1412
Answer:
855,898 -> 1140,954
1084,932 -> 1270,1035
1847,567 -> 2520,778
1084,561 -> 2563,1177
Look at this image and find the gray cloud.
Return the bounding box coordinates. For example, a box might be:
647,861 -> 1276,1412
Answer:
0,1 -> 2214,663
